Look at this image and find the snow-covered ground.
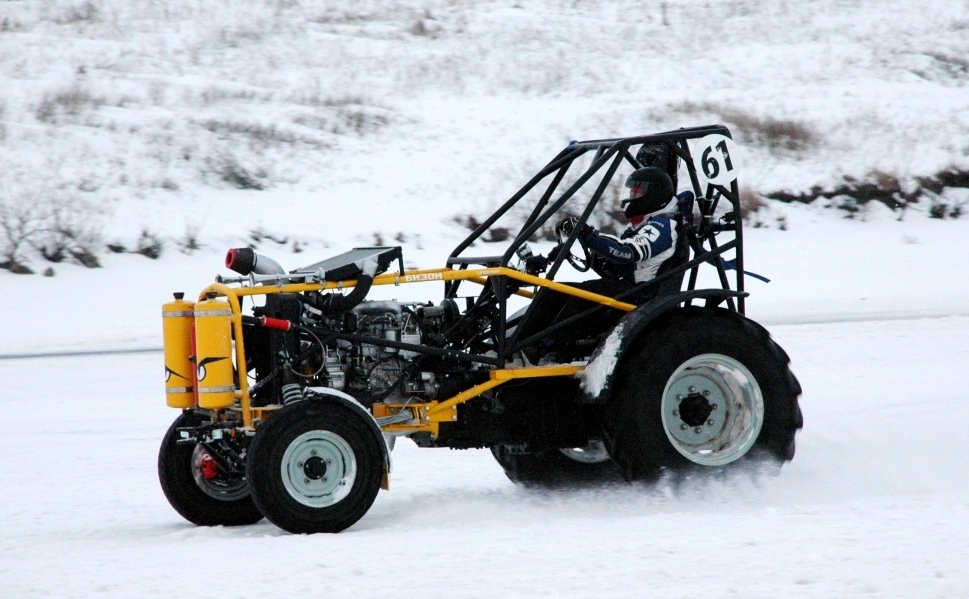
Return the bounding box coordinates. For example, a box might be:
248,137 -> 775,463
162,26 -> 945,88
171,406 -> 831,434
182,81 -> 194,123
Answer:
2,0 -> 969,596
2,313 -> 968,598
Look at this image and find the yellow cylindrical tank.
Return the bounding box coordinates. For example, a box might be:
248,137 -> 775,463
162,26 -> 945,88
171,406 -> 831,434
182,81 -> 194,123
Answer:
162,293 -> 196,409
194,297 -> 237,410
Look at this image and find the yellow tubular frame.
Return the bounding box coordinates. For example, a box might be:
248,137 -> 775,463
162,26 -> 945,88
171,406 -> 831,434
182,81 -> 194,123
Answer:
198,266 -> 636,432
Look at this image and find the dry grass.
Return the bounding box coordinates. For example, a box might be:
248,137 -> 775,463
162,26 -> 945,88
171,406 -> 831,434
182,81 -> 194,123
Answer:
671,102 -> 818,153
200,120 -> 300,147
740,189 -> 767,218
54,1 -> 100,25
35,84 -> 104,123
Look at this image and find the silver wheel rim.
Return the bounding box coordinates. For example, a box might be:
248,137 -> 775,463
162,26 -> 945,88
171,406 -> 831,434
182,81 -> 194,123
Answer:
280,431 -> 356,508
559,440 -> 611,464
661,353 -> 764,467
191,444 -> 250,501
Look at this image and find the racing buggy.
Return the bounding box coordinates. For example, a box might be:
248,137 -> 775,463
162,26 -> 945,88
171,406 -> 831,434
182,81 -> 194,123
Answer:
158,125 -> 803,534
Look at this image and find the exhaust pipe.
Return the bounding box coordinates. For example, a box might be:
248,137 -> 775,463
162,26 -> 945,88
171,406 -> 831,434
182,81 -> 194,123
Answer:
225,248 -> 285,276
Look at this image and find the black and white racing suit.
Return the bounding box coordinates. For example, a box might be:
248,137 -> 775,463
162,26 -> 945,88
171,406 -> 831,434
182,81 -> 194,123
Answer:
520,205 -> 682,361
581,209 -> 679,284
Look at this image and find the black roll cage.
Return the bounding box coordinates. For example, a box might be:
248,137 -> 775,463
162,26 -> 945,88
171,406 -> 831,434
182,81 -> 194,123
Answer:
440,125 -> 747,367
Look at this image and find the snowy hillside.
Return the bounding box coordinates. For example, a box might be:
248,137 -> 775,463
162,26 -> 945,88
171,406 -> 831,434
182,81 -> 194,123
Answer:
2,1 -> 969,597
1,0 -> 968,272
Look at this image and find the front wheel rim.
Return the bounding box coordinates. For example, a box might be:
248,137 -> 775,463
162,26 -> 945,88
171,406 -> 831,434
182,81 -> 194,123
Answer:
661,354 -> 764,467
280,431 -> 356,508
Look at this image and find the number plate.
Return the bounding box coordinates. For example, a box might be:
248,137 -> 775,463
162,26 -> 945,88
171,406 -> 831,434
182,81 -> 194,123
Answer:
691,134 -> 739,186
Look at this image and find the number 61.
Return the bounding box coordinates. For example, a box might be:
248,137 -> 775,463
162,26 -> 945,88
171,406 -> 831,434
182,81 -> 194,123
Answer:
693,134 -> 739,186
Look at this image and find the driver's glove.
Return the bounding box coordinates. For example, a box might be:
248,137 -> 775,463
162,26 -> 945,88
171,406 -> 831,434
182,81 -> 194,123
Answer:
524,254 -> 548,274
556,217 -> 594,240
555,216 -> 578,238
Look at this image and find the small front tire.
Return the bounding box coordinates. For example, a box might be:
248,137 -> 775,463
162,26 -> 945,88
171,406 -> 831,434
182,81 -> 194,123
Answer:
157,411 -> 263,527
246,397 -> 384,534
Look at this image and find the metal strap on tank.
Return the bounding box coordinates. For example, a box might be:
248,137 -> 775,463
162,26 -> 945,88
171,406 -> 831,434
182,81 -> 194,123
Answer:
166,386 -> 194,393
163,310 -> 195,317
198,385 -> 236,393
195,309 -> 233,317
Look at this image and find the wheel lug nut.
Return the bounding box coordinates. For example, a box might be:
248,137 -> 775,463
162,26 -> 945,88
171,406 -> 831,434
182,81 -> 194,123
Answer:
323,477 -> 328,482
680,424 -> 687,430
703,390 -> 710,396
677,394 -> 684,401
304,478 -> 310,484
311,450 -> 318,456
707,419 -> 714,426
689,386 -> 697,393
326,459 -> 332,465
297,462 -> 303,468
694,427 -> 702,433
711,404 -> 717,410
672,410 -> 679,417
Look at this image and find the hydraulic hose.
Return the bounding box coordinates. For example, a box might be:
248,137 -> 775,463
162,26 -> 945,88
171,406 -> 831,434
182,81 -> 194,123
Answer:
306,273 -> 375,315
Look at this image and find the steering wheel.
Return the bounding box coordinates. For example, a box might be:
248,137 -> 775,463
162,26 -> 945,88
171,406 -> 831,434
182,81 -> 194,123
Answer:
554,217 -> 592,273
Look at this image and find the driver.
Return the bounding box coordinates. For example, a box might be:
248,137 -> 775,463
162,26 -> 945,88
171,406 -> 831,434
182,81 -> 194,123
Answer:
518,163 -> 684,364
558,165 -> 679,284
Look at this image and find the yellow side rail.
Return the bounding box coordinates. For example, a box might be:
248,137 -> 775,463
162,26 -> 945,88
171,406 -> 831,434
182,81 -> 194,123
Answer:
375,364 -> 586,438
197,266 -> 632,429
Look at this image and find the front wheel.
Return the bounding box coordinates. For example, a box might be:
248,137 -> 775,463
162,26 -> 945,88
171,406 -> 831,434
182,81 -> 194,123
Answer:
157,411 -> 263,526
246,398 -> 384,534
603,307 -> 803,481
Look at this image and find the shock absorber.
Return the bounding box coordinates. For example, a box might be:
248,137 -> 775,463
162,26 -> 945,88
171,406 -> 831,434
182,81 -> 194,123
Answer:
281,383 -> 303,404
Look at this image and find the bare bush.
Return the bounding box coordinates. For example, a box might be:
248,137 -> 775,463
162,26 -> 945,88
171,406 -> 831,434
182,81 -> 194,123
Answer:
31,195 -> 104,268
0,194 -> 46,274
199,86 -> 273,105
928,196 -> 966,219
54,1 -> 100,25
177,224 -> 202,254
36,84 -> 104,123
248,226 -> 288,247
134,230 -> 163,259
292,108 -> 391,137
206,154 -> 268,190
200,119 -> 317,149
0,17 -> 24,33
410,12 -> 442,38
740,189 -> 767,219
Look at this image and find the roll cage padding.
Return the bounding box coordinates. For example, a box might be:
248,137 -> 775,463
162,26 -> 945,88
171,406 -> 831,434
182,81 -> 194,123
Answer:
577,289 -> 748,405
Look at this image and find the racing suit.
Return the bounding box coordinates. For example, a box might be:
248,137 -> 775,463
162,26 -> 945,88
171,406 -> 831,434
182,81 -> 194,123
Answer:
581,209 -> 679,284
519,202 -> 683,362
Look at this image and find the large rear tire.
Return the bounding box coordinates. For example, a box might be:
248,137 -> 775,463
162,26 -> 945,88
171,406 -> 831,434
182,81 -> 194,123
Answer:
157,411 -> 264,526
491,440 -> 621,488
603,307 -> 803,481
246,397 -> 384,534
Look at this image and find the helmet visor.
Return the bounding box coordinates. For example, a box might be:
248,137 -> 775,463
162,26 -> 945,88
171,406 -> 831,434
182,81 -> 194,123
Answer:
621,182 -> 648,212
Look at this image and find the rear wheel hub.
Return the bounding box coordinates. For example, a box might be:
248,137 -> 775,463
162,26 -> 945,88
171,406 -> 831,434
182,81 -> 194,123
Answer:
661,353 -> 764,467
